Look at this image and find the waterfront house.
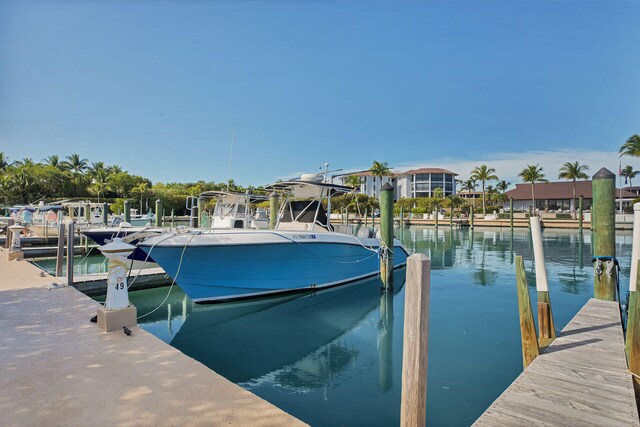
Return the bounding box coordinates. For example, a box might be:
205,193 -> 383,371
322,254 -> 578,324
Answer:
342,168 -> 458,200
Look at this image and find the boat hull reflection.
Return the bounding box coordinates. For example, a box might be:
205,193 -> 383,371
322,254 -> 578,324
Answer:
170,269 -> 406,384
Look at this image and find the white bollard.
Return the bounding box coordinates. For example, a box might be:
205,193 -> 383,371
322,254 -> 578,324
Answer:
7,224 -> 25,260
96,238 -> 137,332
529,216 -> 548,292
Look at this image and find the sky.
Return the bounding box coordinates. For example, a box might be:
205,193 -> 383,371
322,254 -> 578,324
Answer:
1,0 -> 639,188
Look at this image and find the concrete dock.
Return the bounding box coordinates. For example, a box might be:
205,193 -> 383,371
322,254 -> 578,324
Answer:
474,298 -> 639,426
0,248 -> 305,426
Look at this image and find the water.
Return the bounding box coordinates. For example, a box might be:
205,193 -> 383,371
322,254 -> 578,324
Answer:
32,254 -> 110,275
109,227 -> 633,426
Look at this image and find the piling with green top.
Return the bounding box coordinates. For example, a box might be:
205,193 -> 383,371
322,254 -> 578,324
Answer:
470,206 -> 474,229
578,195 -> 584,232
102,203 -> 108,225
155,199 -> 163,227
124,200 -> 131,223
269,192 -> 279,229
380,183 -> 394,289
591,168 -> 616,301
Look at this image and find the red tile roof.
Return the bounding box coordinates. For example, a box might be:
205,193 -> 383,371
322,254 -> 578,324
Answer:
504,180 -> 637,200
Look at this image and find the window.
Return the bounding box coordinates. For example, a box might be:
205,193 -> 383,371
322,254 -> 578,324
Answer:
416,174 -> 429,181
431,173 -> 444,182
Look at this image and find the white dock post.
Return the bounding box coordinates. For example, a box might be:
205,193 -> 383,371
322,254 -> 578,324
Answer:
7,224 -> 25,260
530,216 -> 556,343
56,222 -> 65,277
400,253 -> 431,427
96,238 -> 137,332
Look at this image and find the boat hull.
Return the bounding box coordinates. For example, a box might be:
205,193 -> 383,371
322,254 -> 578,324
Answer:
83,228 -> 160,261
139,231 -> 408,303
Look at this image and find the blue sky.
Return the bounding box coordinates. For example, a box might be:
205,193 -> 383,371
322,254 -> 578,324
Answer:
1,1 -> 639,187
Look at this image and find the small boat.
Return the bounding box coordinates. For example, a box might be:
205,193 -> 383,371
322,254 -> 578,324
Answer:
82,191 -> 269,261
138,174 -> 409,303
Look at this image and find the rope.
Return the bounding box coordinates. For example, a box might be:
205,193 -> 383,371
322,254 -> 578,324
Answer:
127,233 -> 176,289
137,233 -> 196,320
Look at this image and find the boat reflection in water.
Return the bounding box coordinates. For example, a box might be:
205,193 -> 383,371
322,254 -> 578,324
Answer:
168,269 -> 406,392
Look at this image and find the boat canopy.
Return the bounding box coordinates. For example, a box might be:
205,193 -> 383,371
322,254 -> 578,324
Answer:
199,191 -> 269,205
265,180 -> 354,199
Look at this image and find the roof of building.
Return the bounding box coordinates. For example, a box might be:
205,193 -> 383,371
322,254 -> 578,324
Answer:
399,167 -> 458,176
347,167 -> 457,177
504,180 -> 637,200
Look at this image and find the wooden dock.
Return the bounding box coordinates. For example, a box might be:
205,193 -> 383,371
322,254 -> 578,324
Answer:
0,247 -> 305,426
474,298 -> 639,426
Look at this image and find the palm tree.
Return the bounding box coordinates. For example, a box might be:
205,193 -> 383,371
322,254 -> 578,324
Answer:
558,161 -> 590,218
471,165 -> 498,215
13,157 -> 36,167
131,182 -> 150,213
0,152 -> 9,170
43,155 -> 62,168
619,135 -> 640,158
370,161 -> 392,197
519,164 -> 548,213
91,169 -> 110,203
87,161 -> 106,178
460,178 -> 477,204
621,165 -> 639,188
345,175 -> 362,190
496,180 -> 510,194
62,154 -> 88,174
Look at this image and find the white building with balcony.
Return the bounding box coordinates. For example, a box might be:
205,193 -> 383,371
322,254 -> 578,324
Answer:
341,168 -> 458,199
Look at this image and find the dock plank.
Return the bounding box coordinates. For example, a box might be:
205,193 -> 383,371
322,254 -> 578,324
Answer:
473,298 -> 639,426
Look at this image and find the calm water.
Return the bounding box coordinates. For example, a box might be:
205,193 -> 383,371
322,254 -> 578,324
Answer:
81,227 -> 636,426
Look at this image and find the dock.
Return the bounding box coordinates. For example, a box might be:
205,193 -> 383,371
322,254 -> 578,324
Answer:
474,298 -> 639,426
74,266 -> 172,296
0,249 -> 305,426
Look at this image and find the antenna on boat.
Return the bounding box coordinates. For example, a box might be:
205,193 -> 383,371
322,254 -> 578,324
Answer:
227,127 -> 235,191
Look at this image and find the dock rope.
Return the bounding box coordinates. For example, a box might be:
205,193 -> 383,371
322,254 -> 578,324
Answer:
593,255 -> 623,330
137,233 -> 196,320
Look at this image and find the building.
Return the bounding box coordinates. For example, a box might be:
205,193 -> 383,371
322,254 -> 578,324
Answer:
341,168 -> 458,200
503,180 -> 637,212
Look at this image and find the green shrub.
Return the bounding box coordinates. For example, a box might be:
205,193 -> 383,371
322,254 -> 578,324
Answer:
555,213 -> 572,219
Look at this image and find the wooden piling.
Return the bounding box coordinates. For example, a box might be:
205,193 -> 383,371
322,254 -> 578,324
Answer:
628,264 -> 640,375
155,199 -> 163,227
364,208 -> 368,227
530,217 -> 556,344
578,195 -> 584,232
470,206 -> 474,229
627,203 -> 640,361
124,200 -> 131,223
83,203 -> 90,224
434,209 -> 438,228
66,222 -> 74,286
171,209 -> 175,227
380,183 -> 394,289
100,203 -> 107,226
197,197 -> 205,228
400,253 -> 430,427
516,255 -> 540,368
509,198 -> 514,229
269,192 -> 279,230
592,168 -> 616,301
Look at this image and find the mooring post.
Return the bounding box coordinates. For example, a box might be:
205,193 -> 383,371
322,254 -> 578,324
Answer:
470,206 -> 475,229
197,197 -> 205,228
171,209 -> 175,227
578,195 -> 584,232
101,203 -> 108,226
7,224 -> 25,261
530,217 -> 556,345
83,203 -> 90,224
449,206 -> 453,227
510,198 -> 514,229
66,221 -> 74,286
346,208 -> 349,226
56,222 -> 65,277
269,192 -> 279,230
124,200 -> 131,223
516,255 -> 540,368
592,168 -> 616,301
434,208 -> 439,228
155,199 -> 163,227
43,218 -> 48,244
378,290 -> 394,392
400,253 -> 430,427
628,260 -> 640,376
626,203 -> 640,361
380,183 -> 394,289
364,208 -> 368,227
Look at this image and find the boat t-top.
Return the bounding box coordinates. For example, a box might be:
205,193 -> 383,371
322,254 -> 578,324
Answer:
137,173 -> 409,303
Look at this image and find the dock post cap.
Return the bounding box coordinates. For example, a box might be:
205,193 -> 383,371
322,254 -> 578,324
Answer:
8,224 -> 25,232
381,182 -> 393,191
592,168 -> 615,180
